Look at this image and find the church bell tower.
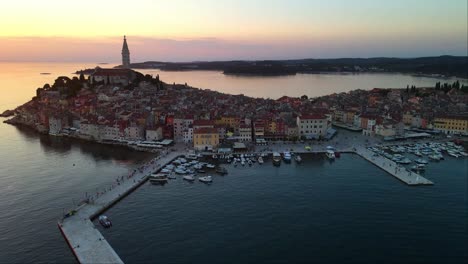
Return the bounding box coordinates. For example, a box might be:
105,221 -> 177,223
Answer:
121,35 -> 130,68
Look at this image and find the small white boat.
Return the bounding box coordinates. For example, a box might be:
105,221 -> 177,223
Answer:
295,155 -> 302,163
186,154 -> 198,160
98,215 -> 112,228
183,175 -> 195,182
199,176 -> 213,183
283,152 -> 292,163
272,152 -> 281,166
174,168 -> 187,174
258,156 -> 264,164
411,164 -> 426,172
206,164 -> 215,169
414,158 -> 428,164
161,169 -> 171,174
326,150 -> 336,160
167,174 -> 177,179
149,174 -> 168,184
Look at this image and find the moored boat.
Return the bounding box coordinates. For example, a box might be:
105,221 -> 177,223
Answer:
149,173 -> 168,185
283,152 -> 292,163
272,152 -> 281,166
199,175 -> 213,183
295,155 -> 302,163
325,150 -> 336,160
98,215 -> 112,228
258,156 -> 264,164
183,174 -> 195,182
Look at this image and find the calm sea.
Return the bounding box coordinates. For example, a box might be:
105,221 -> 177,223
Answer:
0,62 -> 466,263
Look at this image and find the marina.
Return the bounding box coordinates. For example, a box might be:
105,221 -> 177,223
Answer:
55,136 -> 468,262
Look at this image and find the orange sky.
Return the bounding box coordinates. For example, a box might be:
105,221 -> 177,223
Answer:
0,0 -> 466,61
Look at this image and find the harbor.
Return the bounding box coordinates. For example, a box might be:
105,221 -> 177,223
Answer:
56,136 -> 468,263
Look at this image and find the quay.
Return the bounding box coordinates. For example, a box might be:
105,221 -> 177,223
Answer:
354,146 -> 433,185
58,139 -> 436,263
58,149 -> 182,264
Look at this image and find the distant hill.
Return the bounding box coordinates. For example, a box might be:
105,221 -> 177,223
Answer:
119,56 -> 468,78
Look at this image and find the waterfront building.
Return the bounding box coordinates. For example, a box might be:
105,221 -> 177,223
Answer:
297,113 -> 329,139
146,127 -> 163,141
122,35 -> 130,68
48,116 -> 62,136
433,116 -> 468,135
239,124 -> 252,141
80,121 -> 100,140
99,124 -> 121,140
124,125 -> 144,140
193,127 -> 219,151
173,116 -> 194,141
182,127 -> 193,143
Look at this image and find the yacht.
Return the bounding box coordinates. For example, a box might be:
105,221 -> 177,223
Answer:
206,164 -> 216,169
283,152 -> 292,163
325,150 -> 336,160
149,174 -> 168,185
167,174 -> 177,179
258,156 -> 264,164
295,155 -> 302,163
183,174 -> 196,182
199,175 -> 213,183
272,152 -> 281,166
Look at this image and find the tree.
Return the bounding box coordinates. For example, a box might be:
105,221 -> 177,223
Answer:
406,85 -> 409,93
301,95 -> 308,100
79,73 -> 86,82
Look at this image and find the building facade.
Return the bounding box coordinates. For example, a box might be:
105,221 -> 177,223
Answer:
296,114 -> 329,139
433,116 -> 468,135
193,128 -> 219,151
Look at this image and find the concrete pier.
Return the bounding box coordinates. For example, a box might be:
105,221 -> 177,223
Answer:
58,150 -> 181,264
354,146 -> 433,186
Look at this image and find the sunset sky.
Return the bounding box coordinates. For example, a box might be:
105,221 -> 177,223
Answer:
0,0 -> 466,62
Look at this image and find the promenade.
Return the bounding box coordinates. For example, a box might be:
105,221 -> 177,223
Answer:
58,149 -> 182,264
354,146 -> 433,185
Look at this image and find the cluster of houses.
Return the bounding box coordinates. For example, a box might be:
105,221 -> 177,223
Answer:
325,88 -> 468,138
8,69 -> 468,151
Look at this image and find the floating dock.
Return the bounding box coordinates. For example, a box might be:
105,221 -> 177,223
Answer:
58,151 -> 181,264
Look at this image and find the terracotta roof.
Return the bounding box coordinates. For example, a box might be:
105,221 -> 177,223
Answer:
300,113 -> 326,119
193,120 -> 215,126
194,127 -> 218,134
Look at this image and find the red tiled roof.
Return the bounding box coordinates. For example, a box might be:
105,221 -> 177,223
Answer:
194,127 -> 218,134
300,113 -> 326,119
193,120 -> 215,126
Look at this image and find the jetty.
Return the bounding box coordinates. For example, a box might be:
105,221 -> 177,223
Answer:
354,146 -> 433,185
58,150 -> 181,264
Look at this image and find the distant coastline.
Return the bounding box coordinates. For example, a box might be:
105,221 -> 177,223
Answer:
117,55 -> 468,78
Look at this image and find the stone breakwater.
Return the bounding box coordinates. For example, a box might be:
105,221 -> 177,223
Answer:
58,149 -> 182,264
